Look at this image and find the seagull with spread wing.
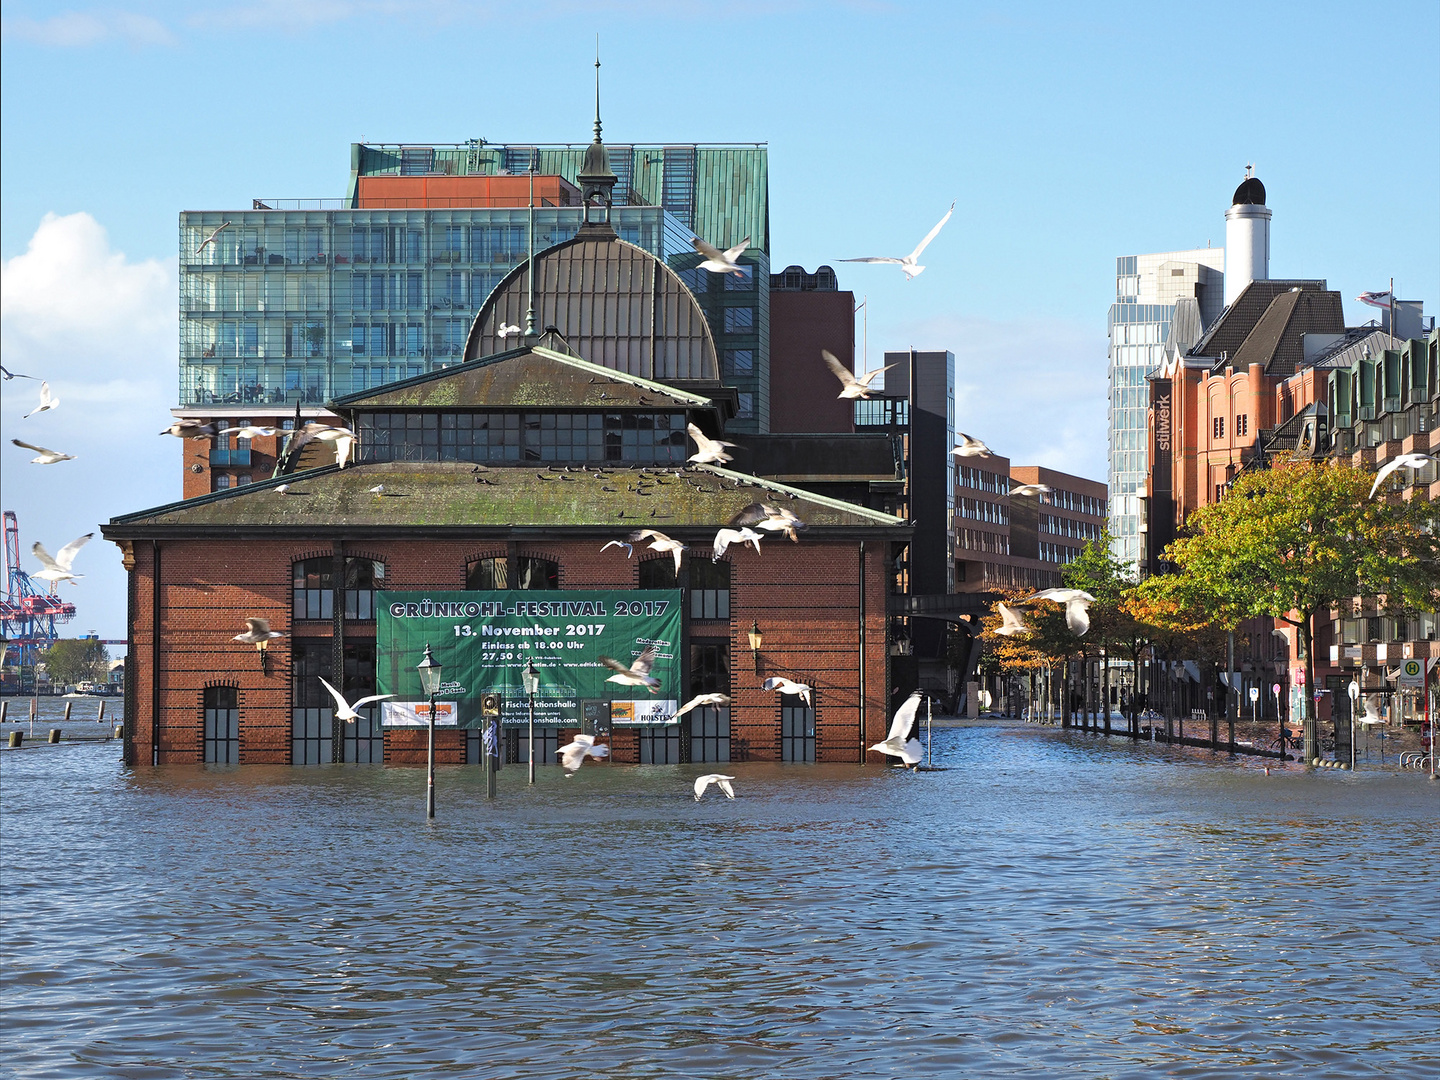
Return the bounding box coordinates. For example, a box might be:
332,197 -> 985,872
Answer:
687,423 -> 736,465
161,419 -> 219,439
1009,483 -> 1052,498
693,774 -> 736,801
217,424 -> 278,440
1025,588 -> 1095,636
558,734 -> 610,772
839,201 -> 954,280
629,529 -> 686,573
12,439 -> 75,464
233,617 -> 284,646
870,690 -> 924,766
729,503 -> 806,543
600,646 -> 661,694
762,676 -> 812,706
994,602 -> 1030,637
195,221 -> 231,254
600,539 -> 634,558
691,234 -> 750,276
317,677 -> 394,723
1368,452 -> 1437,498
497,323 -> 521,339
951,433 -> 993,458
822,350 -> 897,400
292,422 -> 357,468
22,381 -> 58,418
712,527 -> 763,561
674,693 -> 730,719
32,534 -> 92,586
1,364 -> 37,380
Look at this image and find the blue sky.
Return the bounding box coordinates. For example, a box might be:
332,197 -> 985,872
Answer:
2,0 -> 1438,641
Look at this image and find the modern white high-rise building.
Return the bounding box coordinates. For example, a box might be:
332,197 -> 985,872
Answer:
1106,246 -> 1225,568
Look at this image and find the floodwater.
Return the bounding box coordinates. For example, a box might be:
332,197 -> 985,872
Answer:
2,717 -> 1437,1079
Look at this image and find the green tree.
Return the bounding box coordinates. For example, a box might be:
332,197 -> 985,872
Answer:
40,639 -> 109,686
1158,461 -> 1439,761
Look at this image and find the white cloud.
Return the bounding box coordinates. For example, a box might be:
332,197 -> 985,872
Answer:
899,313 -> 1109,483
1,10 -> 175,47
1,213 -> 179,641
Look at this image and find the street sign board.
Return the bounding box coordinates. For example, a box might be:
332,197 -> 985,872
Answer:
1249,686 -> 1260,702
375,590 -> 683,727
1397,659 -> 1425,688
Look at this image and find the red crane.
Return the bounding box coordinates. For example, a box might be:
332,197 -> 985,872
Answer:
1,509 -> 77,669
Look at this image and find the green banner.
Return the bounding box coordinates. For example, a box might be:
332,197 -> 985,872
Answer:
375,590 -> 682,728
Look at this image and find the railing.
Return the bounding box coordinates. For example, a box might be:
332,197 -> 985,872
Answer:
250,199 -> 348,210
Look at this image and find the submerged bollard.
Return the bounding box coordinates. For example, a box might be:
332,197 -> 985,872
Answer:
113,723 -> 124,739
1,700 -> 8,723
8,731 -> 21,748
49,728 -> 62,744
64,701 -> 73,723
97,701 -> 106,722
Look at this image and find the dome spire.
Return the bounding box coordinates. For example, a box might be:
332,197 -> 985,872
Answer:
593,42 -> 603,144
577,40 -> 617,227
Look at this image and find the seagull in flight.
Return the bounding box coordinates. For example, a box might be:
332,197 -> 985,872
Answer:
870,690 -> 924,766
22,381 -> 58,418
822,350 -> 896,400
600,646 -> 661,694
762,676 -> 812,706
195,221 -> 231,255
233,617 -> 284,646
12,439 -> 75,464
32,534 -> 92,586
217,424 -> 278,440
1,364 -> 37,380
601,539 -> 634,557
317,677 -> 394,723
712,527 -> 763,561
161,419 -> 219,439
497,323 -> 522,339
629,529 -> 686,573
951,433 -> 993,458
293,422 -> 357,468
729,503 -> 806,543
1009,483 -> 1052,498
840,201 -> 954,280
558,733 -> 610,773
994,602 -> 1030,637
687,423 -> 736,465
1025,588 -> 1095,636
693,773 -> 736,801
674,693 -> 730,719
691,234 -> 750,277
1368,452 -> 1437,498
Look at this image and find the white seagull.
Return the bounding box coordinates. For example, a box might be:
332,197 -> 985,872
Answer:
1009,483 -> 1052,498
558,733 -> 610,773
1,364 -> 37,380
712,527 -> 763,561
160,419 -> 219,439
275,484 -> 291,495
233,617 -> 284,646
822,350 -> 897,400
693,774 -> 736,801
762,676 -> 812,706
294,422 -> 357,468
317,677 -> 394,723
674,693 -> 730,719
687,423 -> 736,465
217,424 -> 278,440
1026,588 -> 1095,636
629,529 -> 686,573
1368,452 -> 1437,498
951,433 -> 993,458
22,381 -> 58,418
994,602 -> 1030,637
691,234 -> 750,277
729,503 -> 806,543
600,646 -> 661,694
497,323 -> 522,339
601,539 -> 634,557
839,201 -> 954,280
32,534 -> 92,586
368,485 -> 386,497
12,439 -> 75,464
195,221 -> 231,254
870,690 -> 924,766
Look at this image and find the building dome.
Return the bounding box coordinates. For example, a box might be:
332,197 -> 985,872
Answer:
1232,176 -> 1266,205
465,230 -> 721,384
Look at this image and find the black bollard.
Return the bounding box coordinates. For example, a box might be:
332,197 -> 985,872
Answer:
8,731 -> 21,748
49,728 -> 62,744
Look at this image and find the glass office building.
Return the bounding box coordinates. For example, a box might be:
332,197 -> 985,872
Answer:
178,142 -> 774,431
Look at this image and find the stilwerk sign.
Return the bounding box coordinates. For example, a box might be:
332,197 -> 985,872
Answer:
375,590 -> 682,728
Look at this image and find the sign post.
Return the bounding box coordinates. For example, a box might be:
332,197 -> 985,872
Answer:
1347,679 -> 1360,771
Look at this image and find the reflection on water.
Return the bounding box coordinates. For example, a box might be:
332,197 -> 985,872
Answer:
2,724 -> 1436,1079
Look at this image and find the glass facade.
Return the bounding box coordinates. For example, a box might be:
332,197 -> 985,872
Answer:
178,206 -> 694,408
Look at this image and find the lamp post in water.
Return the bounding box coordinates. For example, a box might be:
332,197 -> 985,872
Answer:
1348,679 -> 1360,771
523,661 -> 540,785
416,644 -> 442,820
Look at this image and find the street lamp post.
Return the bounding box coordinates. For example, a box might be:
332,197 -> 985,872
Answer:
523,661 -> 540,785
748,620 -> 763,675
416,644 -> 443,820
1348,679 -> 1360,771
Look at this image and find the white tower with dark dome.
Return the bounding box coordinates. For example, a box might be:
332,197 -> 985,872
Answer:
1222,168 -> 1271,307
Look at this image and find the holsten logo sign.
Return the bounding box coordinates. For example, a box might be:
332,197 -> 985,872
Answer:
375,590 -> 682,728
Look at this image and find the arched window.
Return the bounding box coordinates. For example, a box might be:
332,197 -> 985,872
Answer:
466,555 -> 559,591
690,559 -> 730,620
293,557 -> 332,619
344,559 -> 385,620
638,557 -> 677,590
202,685 -> 239,764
